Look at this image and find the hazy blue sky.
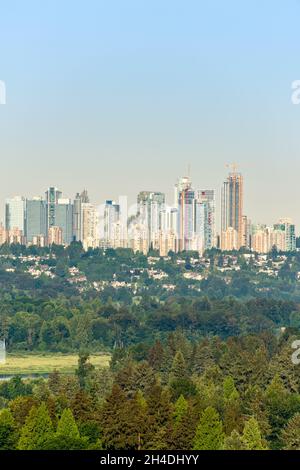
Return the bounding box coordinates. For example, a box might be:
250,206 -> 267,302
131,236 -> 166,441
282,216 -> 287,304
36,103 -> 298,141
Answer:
0,1 -> 300,228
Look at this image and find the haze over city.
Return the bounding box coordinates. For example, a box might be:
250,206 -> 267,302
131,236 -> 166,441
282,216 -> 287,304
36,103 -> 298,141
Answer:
0,1 -> 300,227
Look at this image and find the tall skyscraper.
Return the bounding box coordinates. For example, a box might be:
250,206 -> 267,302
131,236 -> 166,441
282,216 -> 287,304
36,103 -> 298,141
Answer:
196,190 -> 216,250
5,196 -> 26,233
241,215 -> 251,249
103,200 -> 120,247
174,176 -> 191,208
45,187 -> 62,231
26,197 -> 47,243
176,177 -> 195,251
80,189 -> 90,204
193,198 -> 205,252
72,190 -> 91,243
82,202 -> 99,249
161,207 -> 178,233
221,169 -> 244,249
73,193 -> 82,242
137,191 -> 165,246
55,198 -> 74,245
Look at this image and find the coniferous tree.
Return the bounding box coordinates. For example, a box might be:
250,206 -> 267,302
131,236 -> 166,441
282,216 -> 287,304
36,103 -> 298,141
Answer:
18,403 -> 54,450
242,417 -> 267,450
124,392 -> 150,450
223,376 -> 242,435
223,376 -> 239,401
135,389 -> 148,412
281,413 -> 300,450
0,409 -> 18,450
169,351 -> 187,382
223,399 -> 242,436
57,408 -> 80,439
268,343 -> 300,393
243,384 -> 270,439
9,396 -> 39,428
75,352 -> 95,389
169,351 -> 197,400
101,384 -> 149,450
192,342 -> 215,375
173,395 -> 188,424
147,383 -> 172,429
115,361 -> 156,398
193,406 -> 224,450
148,340 -> 164,372
167,400 -> 199,450
223,430 -> 245,450
101,384 -> 128,450
42,408 -> 86,450
71,389 -> 94,422
264,374 -> 300,448
147,427 -> 169,450
145,383 -> 172,448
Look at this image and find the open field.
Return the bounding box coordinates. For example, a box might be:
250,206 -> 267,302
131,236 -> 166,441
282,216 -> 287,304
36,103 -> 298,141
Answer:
0,353 -> 111,376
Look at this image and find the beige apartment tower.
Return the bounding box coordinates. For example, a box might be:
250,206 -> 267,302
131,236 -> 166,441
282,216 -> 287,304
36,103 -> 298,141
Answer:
221,170 -> 244,250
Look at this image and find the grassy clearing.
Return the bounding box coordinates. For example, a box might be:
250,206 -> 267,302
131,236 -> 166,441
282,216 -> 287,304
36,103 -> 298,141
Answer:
0,353 -> 111,376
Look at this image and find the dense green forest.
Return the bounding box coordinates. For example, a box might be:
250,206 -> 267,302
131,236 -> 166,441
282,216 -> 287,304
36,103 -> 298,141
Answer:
0,331 -> 300,450
0,294 -> 297,352
1,243 -> 300,451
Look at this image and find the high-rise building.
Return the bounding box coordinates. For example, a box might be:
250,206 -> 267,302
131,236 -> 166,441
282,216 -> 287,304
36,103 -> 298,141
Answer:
25,197 -> 47,243
137,191 -> 165,246
161,207 -> 178,234
193,198 -> 205,252
129,223 -> 149,255
5,196 -> 26,233
174,176 -> 191,208
82,203 -> 99,249
274,218 -> 296,252
103,200 -> 120,247
221,169 -> 243,249
250,220 -> 296,254
251,225 -> 284,253
80,189 -> 89,204
159,230 -> 178,256
72,190 -> 92,243
159,207 -> 178,255
177,177 -> 195,251
251,226 -> 269,253
55,199 -> 74,245
241,215 -> 251,249
196,190 -> 216,250
45,187 -> 62,231
73,193 -> 82,242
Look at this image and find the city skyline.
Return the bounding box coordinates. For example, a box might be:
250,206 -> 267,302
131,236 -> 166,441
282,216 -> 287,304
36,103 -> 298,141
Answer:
1,168 -> 297,235
1,1 -> 300,228
1,169 -> 297,255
